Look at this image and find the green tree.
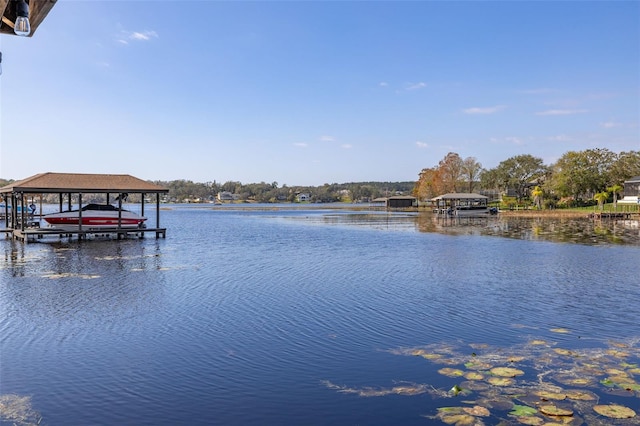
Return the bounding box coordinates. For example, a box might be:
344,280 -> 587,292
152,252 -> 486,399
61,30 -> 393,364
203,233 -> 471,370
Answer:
490,154 -> 547,200
531,186 -> 544,209
609,151 -> 640,185
607,184 -> 623,208
548,148 -> 616,201
594,191 -> 609,211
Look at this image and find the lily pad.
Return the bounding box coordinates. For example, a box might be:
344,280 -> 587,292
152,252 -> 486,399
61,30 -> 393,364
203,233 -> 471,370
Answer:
534,391 -> 566,401
509,404 -> 538,416
606,349 -> 629,358
564,390 -> 597,401
593,403 -> 636,419
515,417 -> 544,425
462,405 -> 490,416
538,404 -> 573,416
553,348 -> 576,356
490,367 -> 524,377
560,377 -> 593,386
463,372 -> 484,380
618,382 -> 640,391
438,368 -> 465,377
464,361 -> 492,370
488,377 -> 514,386
439,414 -> 476,425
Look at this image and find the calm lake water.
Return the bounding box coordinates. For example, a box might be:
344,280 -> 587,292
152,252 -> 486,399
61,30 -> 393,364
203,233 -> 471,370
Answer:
1,206 -> 639,425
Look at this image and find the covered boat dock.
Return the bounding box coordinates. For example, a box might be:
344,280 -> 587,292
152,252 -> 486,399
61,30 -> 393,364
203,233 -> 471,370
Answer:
1,172 -> 169,242
431,193 -> 496,216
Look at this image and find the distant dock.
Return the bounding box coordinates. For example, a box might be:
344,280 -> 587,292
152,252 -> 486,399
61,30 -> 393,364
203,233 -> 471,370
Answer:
588,212 -> 635,219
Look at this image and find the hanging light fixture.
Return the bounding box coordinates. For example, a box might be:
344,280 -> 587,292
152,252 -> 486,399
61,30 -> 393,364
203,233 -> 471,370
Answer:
14,0 -> 31,36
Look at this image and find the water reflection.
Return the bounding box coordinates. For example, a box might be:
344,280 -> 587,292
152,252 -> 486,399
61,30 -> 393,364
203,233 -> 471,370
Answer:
290,210 -> 640,245
416,214 -> 640,246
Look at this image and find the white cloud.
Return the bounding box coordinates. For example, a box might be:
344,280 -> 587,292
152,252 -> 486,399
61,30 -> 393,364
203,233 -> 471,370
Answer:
379,82 -> 388,87
341,144 -> 353,149
319,135 -> 335,142
416,141 -> 429,148
463,105 -> 505,115
117,30 -> 158,44
405,82 -> 426,91
505,137 -> 524,145
600,121 -> 622,128
293,142 -> 308,148
535,109 -> 588,116
131,31 -> 158,41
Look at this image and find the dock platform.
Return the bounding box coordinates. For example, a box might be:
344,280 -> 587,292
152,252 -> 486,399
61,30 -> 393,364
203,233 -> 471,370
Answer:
3,226 -> 166,243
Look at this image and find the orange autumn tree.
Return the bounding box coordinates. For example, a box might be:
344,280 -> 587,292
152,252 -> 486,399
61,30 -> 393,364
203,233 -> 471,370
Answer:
414,152 -> 479,201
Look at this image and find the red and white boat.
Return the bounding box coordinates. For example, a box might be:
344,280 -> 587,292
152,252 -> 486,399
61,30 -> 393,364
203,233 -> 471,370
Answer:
43,204 -> 147,230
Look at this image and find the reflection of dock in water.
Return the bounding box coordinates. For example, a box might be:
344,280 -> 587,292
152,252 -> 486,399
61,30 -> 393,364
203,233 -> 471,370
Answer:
588,212 -> 634,219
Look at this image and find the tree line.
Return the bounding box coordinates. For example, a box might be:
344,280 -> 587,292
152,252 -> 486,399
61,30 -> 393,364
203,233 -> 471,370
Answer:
151,180 -> 415,204
1,147 -> 638,207
413,148 -> 640,208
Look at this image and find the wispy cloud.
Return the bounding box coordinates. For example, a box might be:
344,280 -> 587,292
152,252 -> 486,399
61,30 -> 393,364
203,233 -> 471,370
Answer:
505,137 -> 524,145
536,109 -> 588,116
117,30 -> 158,45
463,105 -> 505,115
405,82 -> 427,91
319,135 -> 335,142
490,136 -> 526,145
547,134 -> 573,142
341,144 -> 353,149
379,82 -> 389,87
293,142 -> 308,148
416,141 -> 429,148
600,121 -> 622,128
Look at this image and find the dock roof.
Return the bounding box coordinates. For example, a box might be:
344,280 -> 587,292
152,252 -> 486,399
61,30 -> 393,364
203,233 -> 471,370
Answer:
0,172 -> 169,194
431,193 -> 488,201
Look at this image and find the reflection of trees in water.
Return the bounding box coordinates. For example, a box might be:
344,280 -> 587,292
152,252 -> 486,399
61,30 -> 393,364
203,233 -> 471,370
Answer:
415,213 -> 640,245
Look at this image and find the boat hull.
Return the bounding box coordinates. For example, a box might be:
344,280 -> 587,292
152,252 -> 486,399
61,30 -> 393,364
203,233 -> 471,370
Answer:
44,205 -> 146,230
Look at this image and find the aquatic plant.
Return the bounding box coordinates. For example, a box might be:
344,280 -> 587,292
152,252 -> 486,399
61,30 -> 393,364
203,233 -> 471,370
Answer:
324,329 -> 639,424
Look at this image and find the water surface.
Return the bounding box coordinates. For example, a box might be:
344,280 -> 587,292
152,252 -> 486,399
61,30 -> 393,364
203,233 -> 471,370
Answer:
2,207 -> 639,425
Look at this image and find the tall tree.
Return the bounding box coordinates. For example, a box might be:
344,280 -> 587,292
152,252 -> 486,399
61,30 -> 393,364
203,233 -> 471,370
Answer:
531,186 -> 544,209
462,157 -> 483,193
548,148 -> 616,200
594,191 -> 609,211
607,184 -> 623,207
438,152 -> 464,193
414,167 -> 442,200
491,154 -> 547,200
609,151 -> 640,185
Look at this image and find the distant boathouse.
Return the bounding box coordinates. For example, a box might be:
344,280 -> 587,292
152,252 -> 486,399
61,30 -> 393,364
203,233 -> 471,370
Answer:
0,172 -> 169,242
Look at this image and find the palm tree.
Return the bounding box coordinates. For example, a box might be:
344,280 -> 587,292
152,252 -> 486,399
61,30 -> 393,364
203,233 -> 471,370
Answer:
531,186 -> 544,209
606,184 -> 623,209
594,191 -> 609,211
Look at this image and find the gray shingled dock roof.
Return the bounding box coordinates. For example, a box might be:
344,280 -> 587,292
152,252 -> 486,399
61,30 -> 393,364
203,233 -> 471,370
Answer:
431,193 -> 488,201
0,172 -> 168,194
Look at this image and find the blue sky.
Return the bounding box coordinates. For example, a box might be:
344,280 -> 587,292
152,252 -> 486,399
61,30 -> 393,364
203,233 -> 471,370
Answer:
1,1 -> 638,186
